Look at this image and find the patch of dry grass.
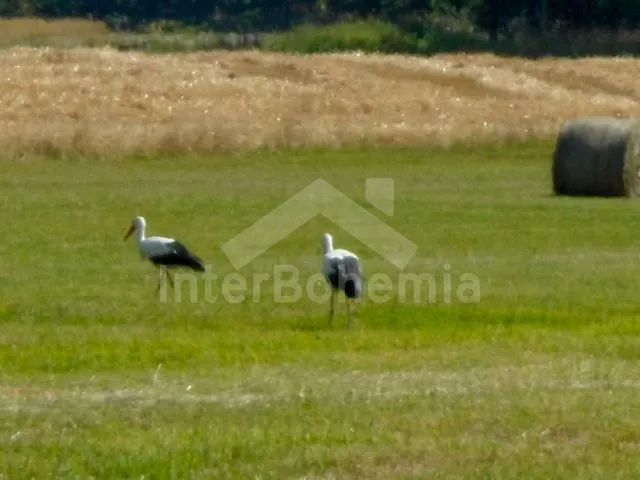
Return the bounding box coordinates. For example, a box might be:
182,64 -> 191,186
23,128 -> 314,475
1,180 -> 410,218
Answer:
0,18 -> 111,39
3,47 -> 640,157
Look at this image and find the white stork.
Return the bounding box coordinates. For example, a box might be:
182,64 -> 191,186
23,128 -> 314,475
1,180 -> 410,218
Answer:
321,232 -> 363,325
123,216 -> 205,293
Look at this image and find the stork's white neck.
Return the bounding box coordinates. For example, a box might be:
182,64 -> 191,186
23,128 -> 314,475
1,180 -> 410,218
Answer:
135,225 -> 145,243
322,233 -> 333,254
133,218 -> 147,243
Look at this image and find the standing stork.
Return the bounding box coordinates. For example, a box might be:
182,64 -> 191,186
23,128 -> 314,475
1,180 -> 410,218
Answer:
123,216 -> 206,294
321,232 -> 363,326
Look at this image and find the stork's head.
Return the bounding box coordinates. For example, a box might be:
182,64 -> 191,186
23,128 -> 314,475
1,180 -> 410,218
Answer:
124,216 -> 146,241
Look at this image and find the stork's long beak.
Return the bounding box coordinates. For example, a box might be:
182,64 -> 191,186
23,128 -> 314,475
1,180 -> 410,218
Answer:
123,224 -> 134,241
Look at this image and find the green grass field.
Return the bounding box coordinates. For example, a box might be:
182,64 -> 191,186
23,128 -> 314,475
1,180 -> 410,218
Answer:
3,141 -> 640,478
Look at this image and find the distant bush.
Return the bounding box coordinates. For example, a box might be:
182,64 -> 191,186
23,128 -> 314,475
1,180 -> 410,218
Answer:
396,11 -> 496,55
260,17 -> 495,56
261,19 -> 415,54
259,15 -> 640,58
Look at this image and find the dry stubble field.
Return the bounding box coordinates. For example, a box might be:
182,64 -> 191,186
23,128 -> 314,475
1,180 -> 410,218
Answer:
3,47 -> 640,156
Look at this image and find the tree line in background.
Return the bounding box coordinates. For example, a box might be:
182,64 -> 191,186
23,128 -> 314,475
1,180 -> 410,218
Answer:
1,0 -> 640,38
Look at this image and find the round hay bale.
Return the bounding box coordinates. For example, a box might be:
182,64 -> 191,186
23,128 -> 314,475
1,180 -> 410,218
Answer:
552,117 -> 640,197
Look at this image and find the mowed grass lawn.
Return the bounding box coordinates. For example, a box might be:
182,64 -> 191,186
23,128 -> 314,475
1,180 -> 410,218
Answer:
2,142 -> 640,478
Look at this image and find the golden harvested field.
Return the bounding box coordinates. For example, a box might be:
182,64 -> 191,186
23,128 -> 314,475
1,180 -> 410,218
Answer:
0,18 -> 111,39
3,47 -> 640,156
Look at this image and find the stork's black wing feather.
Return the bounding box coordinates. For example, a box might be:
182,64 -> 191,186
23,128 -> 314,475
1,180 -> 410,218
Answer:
325,256 -> 363,298
149,240 -> 206,272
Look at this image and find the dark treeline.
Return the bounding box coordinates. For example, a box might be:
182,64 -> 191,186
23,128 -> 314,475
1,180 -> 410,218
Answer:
2,0 -> 640,37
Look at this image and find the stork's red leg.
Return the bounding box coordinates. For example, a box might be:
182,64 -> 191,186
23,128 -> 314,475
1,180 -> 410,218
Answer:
156,268 -> 164,294
329,289 -> 335,324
